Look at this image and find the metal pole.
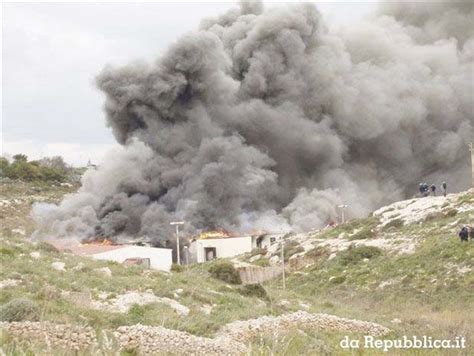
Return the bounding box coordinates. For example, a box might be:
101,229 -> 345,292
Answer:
338,204 -> 348,224
281,240 -> 285,290
176,224 -> 180,265
470,143 -> 474,188
170,221 -> 184,265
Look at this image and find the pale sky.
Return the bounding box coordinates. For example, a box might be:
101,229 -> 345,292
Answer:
1,1 -> 375,166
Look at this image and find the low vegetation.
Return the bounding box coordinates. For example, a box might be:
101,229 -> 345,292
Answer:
208,260 -> 242,284
238,284 -> 269,300
337,245 -> 383,265
280,240 -> 305,261
0,298 -> 40,322
1,154 -> 71,183
0,181 -> 473,354
316,216 -> 380,240
383,218 -> 404,230
170,263 -> 184,273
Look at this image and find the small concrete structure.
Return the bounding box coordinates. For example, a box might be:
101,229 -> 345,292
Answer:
255,234 -> 284,250
189,236 -> 252,263
92,245 -> 171,271
46,238 -> 172,272
189,233 -> 283,263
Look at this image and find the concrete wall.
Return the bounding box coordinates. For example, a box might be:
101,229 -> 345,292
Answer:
258,234 -> 283,249
190,236 -> 253,263
237,266 -> 283,284
92,246 -> 172,271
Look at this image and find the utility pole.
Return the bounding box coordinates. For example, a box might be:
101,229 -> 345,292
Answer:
470,142 -> 474,188
183,246 -> 189,265
280,236 -> 286,290
170,221 -> 185,265
338,204 -> 348,224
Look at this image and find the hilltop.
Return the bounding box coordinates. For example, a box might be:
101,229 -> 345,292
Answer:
0,180 -> 473,355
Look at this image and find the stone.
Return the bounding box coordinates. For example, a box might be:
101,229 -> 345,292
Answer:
0,279 -> 21,289
249,254 -> 261,263
51,262 -> 66,271
12,228 -> 26,236
269,255 -> 280,265
200,305 -> 213,315
72,262 -> 85,271
94,267 -> 112,277
30,251 -> 41,260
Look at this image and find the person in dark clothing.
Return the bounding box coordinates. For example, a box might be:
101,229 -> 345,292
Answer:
423,183 -> 430,197
419,183 -> 424,196
430,184 -> 436,196
459,227 -> 469,242
441,182 -> 447,197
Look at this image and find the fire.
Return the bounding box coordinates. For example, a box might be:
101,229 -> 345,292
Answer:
82,238 -> 114,246
249,229 -> 268,236
198,229 -> 231,239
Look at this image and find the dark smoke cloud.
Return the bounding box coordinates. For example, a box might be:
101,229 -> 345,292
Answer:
33,1 -> 473,244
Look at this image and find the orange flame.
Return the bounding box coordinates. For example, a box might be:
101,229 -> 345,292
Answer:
249,229 -> 268,236
82,238 -> 114,246
198,229 -> 231,239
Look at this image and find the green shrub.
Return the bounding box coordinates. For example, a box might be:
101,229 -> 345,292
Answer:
306,246 -> 328,259
281,240 -> 304,261
0,247 -> 15,257
338,245 -> 383,266
36,241 -> 59,253
443,208 -> 458,217
171,263 -> 184,273
0,154 -> 68,182
128,304 -> 146,322
348,227 -> 375,240
208,261 -> 242,284
253,258 -> 270,267
330,276 -> 346,284
384,219 -> 404,230
238,284 -> 269,300
250,247 -> 267,257
0,298 -> 40,322
424,212 -> 444,222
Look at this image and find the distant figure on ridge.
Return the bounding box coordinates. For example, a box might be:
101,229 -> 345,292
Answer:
441,181 -> 447,197
419,183 -> 430,197
459,226 -> 469,242
422,183 -> 430,197
430,184 -> 436,196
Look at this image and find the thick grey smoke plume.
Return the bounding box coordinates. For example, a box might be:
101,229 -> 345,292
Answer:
34,1 -> 473,244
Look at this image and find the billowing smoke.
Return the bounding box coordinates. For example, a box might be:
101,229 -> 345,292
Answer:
33,1 -> 473,244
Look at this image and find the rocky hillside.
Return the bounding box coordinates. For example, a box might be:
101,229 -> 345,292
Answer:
239,189 -> 473,267
0,180 -> 473,355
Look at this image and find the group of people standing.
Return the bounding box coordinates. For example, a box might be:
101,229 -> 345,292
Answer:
418,182 -> 447,197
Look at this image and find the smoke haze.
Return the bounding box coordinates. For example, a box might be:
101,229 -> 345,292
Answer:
33,1 -> 473,244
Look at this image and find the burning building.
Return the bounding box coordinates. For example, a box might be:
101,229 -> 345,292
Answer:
46,238 -> 172,271
188,230 -> 282,263
33,1 -> 473,247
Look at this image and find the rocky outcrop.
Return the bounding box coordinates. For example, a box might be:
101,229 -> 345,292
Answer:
0,321 -> 97,351
114,324 -> 247,355
218,311 -> 391,342
1,312 -> 390,354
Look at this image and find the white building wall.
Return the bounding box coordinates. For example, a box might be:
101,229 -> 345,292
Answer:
259,234 -> 283,249
92,246 -> 172,271
192,236 -> 253,263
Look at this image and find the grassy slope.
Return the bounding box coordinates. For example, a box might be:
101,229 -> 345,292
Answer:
0,181 -> 473,355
